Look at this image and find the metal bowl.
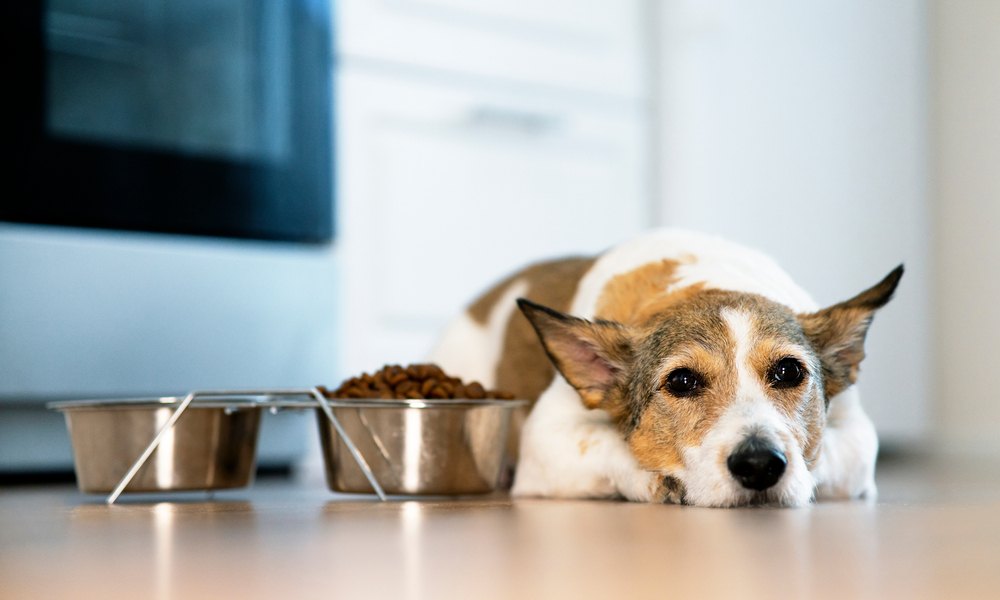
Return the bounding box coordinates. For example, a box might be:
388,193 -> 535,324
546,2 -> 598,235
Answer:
316,398 -> 526,495
50,398 -> 262,494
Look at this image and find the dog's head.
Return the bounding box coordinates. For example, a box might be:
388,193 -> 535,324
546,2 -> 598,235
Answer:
518,265 -> 902,507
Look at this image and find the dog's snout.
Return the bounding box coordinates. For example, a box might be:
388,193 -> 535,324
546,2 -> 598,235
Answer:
727,436 -> 787,491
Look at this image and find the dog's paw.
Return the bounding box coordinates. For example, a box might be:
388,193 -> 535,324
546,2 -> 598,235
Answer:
651,475 -> 687,505
857,480 -> 878,503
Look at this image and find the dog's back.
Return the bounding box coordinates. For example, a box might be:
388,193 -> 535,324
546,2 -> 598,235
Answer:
431,229 -> 817,402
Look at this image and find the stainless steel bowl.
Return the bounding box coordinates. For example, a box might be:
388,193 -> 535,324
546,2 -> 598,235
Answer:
316,398 -> 526,495
50,398 -> 262,494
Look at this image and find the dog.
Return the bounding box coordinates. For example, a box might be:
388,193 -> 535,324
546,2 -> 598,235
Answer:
430,229 -> 901,507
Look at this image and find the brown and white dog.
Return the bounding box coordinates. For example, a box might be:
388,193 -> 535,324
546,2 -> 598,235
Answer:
430,230 -> 901,507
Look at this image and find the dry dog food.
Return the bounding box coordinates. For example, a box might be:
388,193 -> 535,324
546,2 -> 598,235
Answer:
319,363 -> 515,400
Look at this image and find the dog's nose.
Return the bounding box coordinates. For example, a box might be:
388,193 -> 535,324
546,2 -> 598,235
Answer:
727,436 -> 787,491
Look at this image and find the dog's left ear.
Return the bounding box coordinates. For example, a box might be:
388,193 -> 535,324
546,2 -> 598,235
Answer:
517,298 -> 635,414
798,265 -> 904,398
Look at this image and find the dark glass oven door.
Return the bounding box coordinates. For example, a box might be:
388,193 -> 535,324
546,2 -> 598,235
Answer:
5,0 -> 333,243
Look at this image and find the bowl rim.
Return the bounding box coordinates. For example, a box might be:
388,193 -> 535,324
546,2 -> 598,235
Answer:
47,397 -> 265,411
48,397 -> 529,412
308,398 -> 529,409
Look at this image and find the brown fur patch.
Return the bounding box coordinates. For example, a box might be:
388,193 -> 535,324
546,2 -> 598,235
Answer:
595,258 -> 704,327
468,257 -> 595,402
653,475 -> 687,504
801,401 -> 825,466
481,258 -> 596,405
628,341 -> 738,467
628,399 -> 700,473
467,257 -> 595,465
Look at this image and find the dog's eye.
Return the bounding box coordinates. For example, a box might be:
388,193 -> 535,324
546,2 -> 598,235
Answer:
664,368 -> 703,397
770,357 -> 805,388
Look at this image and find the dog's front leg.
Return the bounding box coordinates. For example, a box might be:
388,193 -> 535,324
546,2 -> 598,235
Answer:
512,378 -> 658,502
812,386 -> 879,501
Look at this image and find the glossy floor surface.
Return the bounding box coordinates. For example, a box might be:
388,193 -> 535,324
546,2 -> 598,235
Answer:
3,456 -> 1000,600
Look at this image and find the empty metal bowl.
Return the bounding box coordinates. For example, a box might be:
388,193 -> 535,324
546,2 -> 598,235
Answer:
50,398 -> 262,494
316,398 -> 526,495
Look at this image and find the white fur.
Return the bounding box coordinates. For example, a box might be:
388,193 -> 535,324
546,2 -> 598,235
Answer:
435,229 -> 879,506
680,402 -> 815,507
811,387 -> 879,501
512,376 -> 657,501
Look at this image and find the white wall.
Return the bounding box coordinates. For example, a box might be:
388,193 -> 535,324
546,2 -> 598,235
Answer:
653,0 -> 930,443
932,0 -> 1000,455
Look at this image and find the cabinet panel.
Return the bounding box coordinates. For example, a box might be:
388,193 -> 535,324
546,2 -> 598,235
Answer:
338,0 -> 645,98
336,69 -> 647,373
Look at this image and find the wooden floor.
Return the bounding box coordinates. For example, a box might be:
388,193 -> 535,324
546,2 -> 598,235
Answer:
3,455 -> 1000,600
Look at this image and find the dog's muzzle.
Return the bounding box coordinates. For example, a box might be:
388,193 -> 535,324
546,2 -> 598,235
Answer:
726,435 -> 787,491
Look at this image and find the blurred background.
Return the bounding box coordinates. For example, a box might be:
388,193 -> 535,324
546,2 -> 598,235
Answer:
1,0 -> 994,478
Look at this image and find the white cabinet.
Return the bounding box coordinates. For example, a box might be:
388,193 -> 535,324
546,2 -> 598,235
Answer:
336,68 -> 647,375
337,0 -> 646,98
332,0 -> 650,377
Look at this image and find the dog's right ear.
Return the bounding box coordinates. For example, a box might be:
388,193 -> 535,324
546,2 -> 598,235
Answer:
517,298 -> 635,411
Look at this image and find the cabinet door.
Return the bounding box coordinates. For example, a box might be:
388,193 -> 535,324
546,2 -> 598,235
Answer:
337,0 -> 645,99
337,68 -> 648,374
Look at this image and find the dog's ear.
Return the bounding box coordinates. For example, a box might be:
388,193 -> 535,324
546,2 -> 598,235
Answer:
798,265 -> 903,399
517,298 -> 635,412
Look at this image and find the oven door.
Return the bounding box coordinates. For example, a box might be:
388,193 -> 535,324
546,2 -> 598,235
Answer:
5,0 -> 333,243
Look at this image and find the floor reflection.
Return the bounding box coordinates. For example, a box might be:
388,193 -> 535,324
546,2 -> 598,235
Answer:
401,501 -> 424,600
153,503 -> 174,600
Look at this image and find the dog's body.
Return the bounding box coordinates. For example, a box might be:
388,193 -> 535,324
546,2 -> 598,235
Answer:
431,230 -> 899,507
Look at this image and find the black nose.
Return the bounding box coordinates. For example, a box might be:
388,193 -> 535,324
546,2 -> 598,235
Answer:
727,437 -> 787,491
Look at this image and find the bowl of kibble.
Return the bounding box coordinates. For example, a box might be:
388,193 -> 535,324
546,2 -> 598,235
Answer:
316,364 -> 526,496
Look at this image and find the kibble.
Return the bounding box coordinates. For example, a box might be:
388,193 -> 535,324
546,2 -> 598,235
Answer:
318,363 -> 515,400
